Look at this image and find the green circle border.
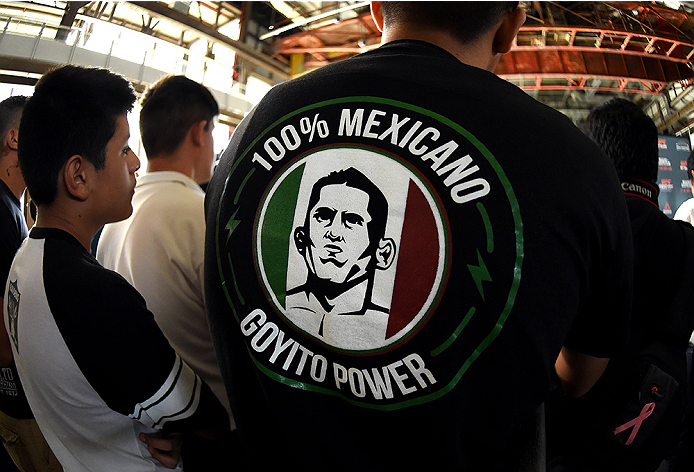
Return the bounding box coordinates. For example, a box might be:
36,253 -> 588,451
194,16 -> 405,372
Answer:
215,96 -> 524,410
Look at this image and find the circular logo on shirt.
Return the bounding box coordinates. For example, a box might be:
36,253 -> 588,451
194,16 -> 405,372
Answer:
214,97 -> 523,409
256,147 -> 449,352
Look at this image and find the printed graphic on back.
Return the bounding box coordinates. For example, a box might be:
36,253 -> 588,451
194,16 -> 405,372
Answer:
215,97 -> 523,408
257,148 -> 446,351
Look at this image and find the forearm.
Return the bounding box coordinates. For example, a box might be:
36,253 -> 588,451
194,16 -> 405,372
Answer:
554,346 -> 609,398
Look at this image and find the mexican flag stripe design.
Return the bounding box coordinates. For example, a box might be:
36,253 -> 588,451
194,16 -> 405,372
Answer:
259,162 -> 306,309
386,178 -> 439,339
258,150 -> 443,348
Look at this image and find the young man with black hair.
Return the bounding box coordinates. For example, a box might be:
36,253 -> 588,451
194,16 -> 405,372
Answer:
547,98 -> 694,472
97,74 -> 235,470
0,95 -> 61,472
204,2 -> 633,470
4,65 -> 228,471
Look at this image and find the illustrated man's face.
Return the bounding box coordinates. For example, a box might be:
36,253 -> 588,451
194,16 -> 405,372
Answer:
306,183 -> 373,284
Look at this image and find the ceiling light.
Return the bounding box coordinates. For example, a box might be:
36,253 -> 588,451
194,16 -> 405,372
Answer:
260,1 -> 369,41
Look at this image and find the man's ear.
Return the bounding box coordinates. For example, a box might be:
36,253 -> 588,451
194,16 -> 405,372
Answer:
370,1 -> 384,33
492,8 -> 526,55
63,155 -> 90,201
6,128 -> 18,151
375,237 -> 396,270
190,120 -> 208,147
294,226 -> 307,256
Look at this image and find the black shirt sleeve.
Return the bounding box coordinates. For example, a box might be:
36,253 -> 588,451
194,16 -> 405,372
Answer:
42,235 -> 227,432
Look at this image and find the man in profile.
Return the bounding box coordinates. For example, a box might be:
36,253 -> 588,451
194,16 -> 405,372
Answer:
286,167 -> 396,347
547,98 -> 694,472
7,65 -> 228,471
204,2 -> 633,469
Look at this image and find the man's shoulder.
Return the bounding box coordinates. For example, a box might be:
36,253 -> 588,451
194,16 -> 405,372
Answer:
640,203 -> 694,259
674,197 -> 694,219
39,234 -> 136,296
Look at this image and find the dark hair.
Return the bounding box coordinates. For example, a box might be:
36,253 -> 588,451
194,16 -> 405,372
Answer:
687,149 -> 694,183
18,65 -> 136,205
139,75 -> 219,158
380,1 -> 519,44
305,167 -> 389,253
584,98 -> 659,183
0,95 -> 28,154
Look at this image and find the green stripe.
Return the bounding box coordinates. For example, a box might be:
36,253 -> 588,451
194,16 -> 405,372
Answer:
261,164 -> 305,308
477,202 -> 494,254
431,307 -> 476,357
235,168 -> 256,205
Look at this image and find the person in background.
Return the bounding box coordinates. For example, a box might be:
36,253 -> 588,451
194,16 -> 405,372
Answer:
674,149 -> 694,226
203,2 -> 634,470
0,95 -> 61,472
97,74 -> 236,470
546,98 -> 694,472
6,64 -> 228,472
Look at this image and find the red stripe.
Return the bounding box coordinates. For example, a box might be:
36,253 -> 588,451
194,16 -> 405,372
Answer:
386,179 -> 439,339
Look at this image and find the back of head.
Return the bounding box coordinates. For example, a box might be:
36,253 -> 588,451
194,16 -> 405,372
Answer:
0,95 -> 28,156
380,1 -> 518,44
584,97 -> 658,183
139,75 -> 219,158
19,65 -> 136,206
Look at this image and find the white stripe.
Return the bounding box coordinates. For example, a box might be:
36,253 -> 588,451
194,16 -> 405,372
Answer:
129,354 -> 201,428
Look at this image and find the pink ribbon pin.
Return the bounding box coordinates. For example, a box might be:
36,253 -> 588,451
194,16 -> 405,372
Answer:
613,402 -> 656,445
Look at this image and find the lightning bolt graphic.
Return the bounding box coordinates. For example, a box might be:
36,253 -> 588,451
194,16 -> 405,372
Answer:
467,250 -> 492,301
225,208 -> 241,244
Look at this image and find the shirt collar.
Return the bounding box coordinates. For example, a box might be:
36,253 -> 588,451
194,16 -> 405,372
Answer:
135,171 -> 202,192
621,178 -> 660,208
0,179 -> 19,207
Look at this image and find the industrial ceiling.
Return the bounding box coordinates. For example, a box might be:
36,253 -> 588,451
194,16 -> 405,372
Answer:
2,1 -> 694,136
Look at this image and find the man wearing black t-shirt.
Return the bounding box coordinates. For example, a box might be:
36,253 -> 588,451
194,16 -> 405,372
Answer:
204,2 -> 634,470
547,99 -> 694,472
0,95 -> 61,472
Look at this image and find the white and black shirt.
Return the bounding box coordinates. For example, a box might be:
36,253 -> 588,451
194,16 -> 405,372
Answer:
4,227 -> 221,471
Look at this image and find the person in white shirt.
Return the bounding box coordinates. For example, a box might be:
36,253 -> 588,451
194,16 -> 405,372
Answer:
97,74 -> 236,470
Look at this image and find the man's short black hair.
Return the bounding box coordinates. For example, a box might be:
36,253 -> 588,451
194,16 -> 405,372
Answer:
584,98 -> 659,183
18,65 -> 136,206
139,75 -> 219,158
381,1 -> 519,44
0,95 -> 28,155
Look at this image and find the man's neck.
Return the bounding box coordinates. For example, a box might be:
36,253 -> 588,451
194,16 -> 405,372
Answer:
380,26 -> 500,71
36,207 -> 99,251
146,153 -> 194,179
0,153 -> 26,200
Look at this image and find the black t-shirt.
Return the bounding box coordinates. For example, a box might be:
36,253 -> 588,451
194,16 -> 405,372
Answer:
547,182 -> 694,472
204,40 -> 633,470
0,179 -> 31,419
